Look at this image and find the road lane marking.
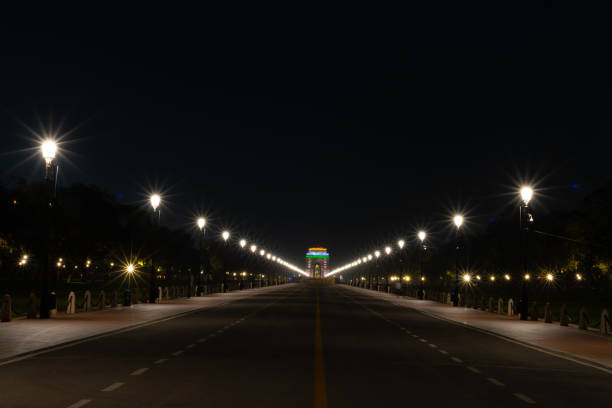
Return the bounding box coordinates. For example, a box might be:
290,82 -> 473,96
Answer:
513,393 -> 536,404
66,399 -> 92,408
102,382 -> 125,392
439,350 -> 449,355
419,339 -> 428,343
172,350 -> 184,356
411,334 -> 418,338
487,378 -> 505,386
154,358 -> 168,364
451,357 -> 464,364
467,366 -> 481,374
186,343 -> 196,349
130,367 -> 149,376
314,289 -> 328,408
197,338 -> 207,343
428,344 -> 438,349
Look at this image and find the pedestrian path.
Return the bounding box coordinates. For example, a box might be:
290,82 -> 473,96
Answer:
0,284 -> 291,364
343,285 -> 612,372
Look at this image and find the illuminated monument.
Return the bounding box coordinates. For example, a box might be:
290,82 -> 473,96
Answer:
306,247 -> 329,278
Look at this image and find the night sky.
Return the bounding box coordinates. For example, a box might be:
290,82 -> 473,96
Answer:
1,3 -> 610,267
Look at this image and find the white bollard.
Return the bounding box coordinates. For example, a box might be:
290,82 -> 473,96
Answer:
600,309 -> 610,335
83,290 -> 92,312
66,291 -> 76,314
507,299 -> 515,316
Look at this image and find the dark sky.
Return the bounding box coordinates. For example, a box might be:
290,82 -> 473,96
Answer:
1,2 -> 610,267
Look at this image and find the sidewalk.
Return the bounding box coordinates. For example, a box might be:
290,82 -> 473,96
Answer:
344,285 -> 612,372
0,284 -> 291,365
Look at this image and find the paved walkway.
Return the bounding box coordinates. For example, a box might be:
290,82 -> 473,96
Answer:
344,285 -> 612,372
0,284 -> 291,364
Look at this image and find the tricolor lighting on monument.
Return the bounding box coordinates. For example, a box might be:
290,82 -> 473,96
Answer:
306,247 -> 329,278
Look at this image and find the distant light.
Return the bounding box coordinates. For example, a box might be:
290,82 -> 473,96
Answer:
384,246 -> 391,255
197,217 -> 206,230
453,215 -> 464,228
463,274 -> 471,282
490,275 -> 495,282
266,253 -> 271,259
524,274 -> 530,281
239,239 -> 247,248
126,264 -> 135,273
475,275 -> 481,281
222,230 -> 230,241
374,251 -> 381,258
576,273 -> 582,281
368,254 -> 373,260
403,275 -> 411,282
520,186 -> 533,205
398,239 -> 405,249
420,276 -> 425,281
546,273 -> 554,281
150,194 -> 161,210
41,140 -> 57,163
250,245 -> 257,253
260,249 -> 265,256
362,257 -> 367,262
272,256 -> 276,261
418,231 -> 426,242
504,274 -> 511,281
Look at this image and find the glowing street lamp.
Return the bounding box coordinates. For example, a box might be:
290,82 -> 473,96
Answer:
126,264 -> 135,274
418,230 -> 426,242
150,194 -> 161,211
41,140 -> 57,164
197,217 -> 206,230
196,217 -> 206,295
250,244 -> 257,253
417,230 -> 427,300
239,239 -> 247,248
384,246 -> 391,255
520,186 -> 533,205
519,186 -> 535,320
222,230 -> 230,242
149,193 -> 162,303
397,239 -> 405,249
452,215 -> 464,307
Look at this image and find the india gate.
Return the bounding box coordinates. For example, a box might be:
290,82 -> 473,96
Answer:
305,247 -> 329,278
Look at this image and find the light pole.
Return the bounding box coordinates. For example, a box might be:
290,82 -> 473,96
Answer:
39,140 -> 58,319
384,246 -> 391,292
149,194 -> 161,303
196,217 -> 206,296
417,230 -> 426,300
221,230 -> 230,291
397,240 -> 405,293
519,186 -> 534,320
452,215 -> 463,307
374,250 -> 381,290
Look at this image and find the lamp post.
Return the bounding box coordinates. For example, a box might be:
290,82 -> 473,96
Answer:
384,246 -> 391,292
519,186 -> 534,320
374,250 -> 381,290
221,230 -> 230,291
452,215 -> 463,307
196,217 -> 206,296
40,140 -> 58,319
417,230 -> 426,300
397,240 -> 405,293
149,194 -> 161,303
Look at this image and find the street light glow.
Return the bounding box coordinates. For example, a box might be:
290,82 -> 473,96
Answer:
546,273 -> 554,281
463,274 -> 471,282
398,239 -> 405,249
239,239 -> 247,248
150,194 -> 161,210
197,217 -> 206,230
250,244 -> 257,252
520,186 -> 533,205
41,140 -> 57,163
384,246 -> 391,255
453,215 -> 464,228
374,251 -> 381,258
222,230 -> 230,241
524,274 -> 531,280
260,249 -> 265,256
418,230 -> 426,242
126,264 -> 135,274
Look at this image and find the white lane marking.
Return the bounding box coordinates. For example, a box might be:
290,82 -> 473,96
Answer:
197,338 -> 207,343
513,393 -> 536,404
411,334 -> 418,338
66,399 -> 92,408
451,357 -> 464,364
405,330 -> 412,334
209,333 -> 216,337
439,350 -> 449,355
154,358 -> 168,364
467,366 -> 481,374
487,377 -> 505,387
130,367 -> 149,376
172,350 -> 184,356
419,339 -> 428,343
102,382 -> 125,392
428,344 -> 438,349
186,343 -> 196,349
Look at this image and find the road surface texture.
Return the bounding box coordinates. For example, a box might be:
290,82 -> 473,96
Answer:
0,283 -> 609,407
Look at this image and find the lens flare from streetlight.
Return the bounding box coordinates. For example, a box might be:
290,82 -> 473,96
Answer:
240,239 -> 247,248
463,274 -> 471,282
197,217 -> 206,230
398,239 -> 405,249
41,140 -> 57,163
546,273 -> 554,281
222,230 -> 230,241
259,249 -> 265,256
504,274 -> 511,281
418,231 -> 426,242
453,215 -> 464,228
384,246 -> 391,255
374,251 -> 380,258
150,194 -> 161,210
576,273 -> 582,281
126,264 -> 135,274
490,275 -> 495,281
524,274 -> 530,280
520,186 -> 533,205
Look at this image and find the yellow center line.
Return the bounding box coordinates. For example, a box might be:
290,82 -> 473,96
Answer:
314,287 -> 328,408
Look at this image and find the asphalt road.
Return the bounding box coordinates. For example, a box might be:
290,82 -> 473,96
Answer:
0,283 -> 609,407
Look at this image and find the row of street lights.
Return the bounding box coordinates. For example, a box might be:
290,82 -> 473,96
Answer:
37,139 -> 305,317
328,187 -> 535,315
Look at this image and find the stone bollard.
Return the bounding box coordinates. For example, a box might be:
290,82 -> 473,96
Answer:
158,286 -> 163,303
1,294 -> 12,322
98,291 -> 105,310
544,302 -> 552,323
579,306 -> 589,330
559,304 -> 568,326
529,301 -> 538,321
447,293 -> 452,305
83,290 -> 92,312
488,297 -> 493,313
66,291 -> 76,314
112,291 -> 118,308
497,298 -> 504,314
507,298 -> 515,316
164,287 -> 169,300
600,309 -> 610,336
27,292 -> 37,319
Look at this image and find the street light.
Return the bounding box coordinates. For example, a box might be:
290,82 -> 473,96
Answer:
519,186 -> 535,320
239,239 -> 247,248
39,139 -> 59,319
452,215 -> 464,307
149,194 -> 162,303
222,230 -> 230,242
196,217 -> 206,296
417,230 -> 427,300
197,217 -> 206,230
